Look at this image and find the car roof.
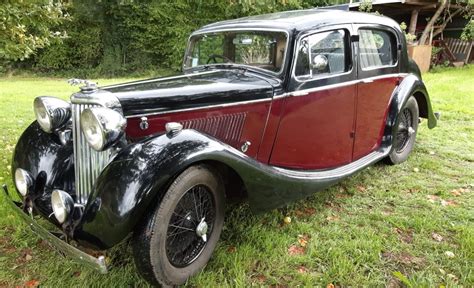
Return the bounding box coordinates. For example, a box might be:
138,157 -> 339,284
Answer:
194,9 -> 400,35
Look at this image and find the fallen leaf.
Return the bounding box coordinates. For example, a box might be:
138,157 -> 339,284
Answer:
445,251 -> 455,258
253,274 -> 266,283
427,195 -> 440,203
431,232 -> 443,242
382,251 -> 425,266
335,193 -> 350,199
24,279 -> 40,288
447,273 -> 458,281
227,246 -> 236,253
72,271 -> 81,277
440,199 -> 457,207
297,265 -> 309,274
288,245 -> 305,256
326,215 -> 340,222
25,254 -> 32,261
327,284 -> 335,288
450,187 -> 470,196
394,228 -> 413,244
439,268 -> 446,275
356,185 -> 366,192
297,234 -> 310,247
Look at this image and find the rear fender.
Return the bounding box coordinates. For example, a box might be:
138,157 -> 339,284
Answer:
381,74 -> 437,148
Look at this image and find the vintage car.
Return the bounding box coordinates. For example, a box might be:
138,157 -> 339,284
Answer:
4,8 -> 437,286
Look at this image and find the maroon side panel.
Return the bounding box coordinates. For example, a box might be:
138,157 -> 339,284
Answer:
352,76 -> 399,160
269,85 -> 356,169
256,97 -> 286,163
125,101 -> 271,158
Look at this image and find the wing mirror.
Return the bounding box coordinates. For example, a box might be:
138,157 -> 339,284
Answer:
312,55 -> 328,71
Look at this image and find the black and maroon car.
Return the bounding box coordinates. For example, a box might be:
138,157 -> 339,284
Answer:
4,9 -> 437,286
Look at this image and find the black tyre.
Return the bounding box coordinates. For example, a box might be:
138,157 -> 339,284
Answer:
132,165 -> 225,286
385,96 -> 419,165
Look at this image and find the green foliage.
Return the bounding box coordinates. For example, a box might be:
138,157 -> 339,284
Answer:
24,0 -> 331,76
460,19 -> 474,41
0,1 -> 69,68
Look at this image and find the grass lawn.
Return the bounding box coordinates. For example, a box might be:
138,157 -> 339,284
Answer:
0,66 -> 473,287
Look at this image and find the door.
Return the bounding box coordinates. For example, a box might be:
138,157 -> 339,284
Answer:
353,26 -> 400,160
270,27 -> 357,169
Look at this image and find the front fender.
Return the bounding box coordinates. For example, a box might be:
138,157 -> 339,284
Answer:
77,131 -> 226,248
12,122 -> 74,219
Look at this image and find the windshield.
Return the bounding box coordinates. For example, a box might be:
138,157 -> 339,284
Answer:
184,30 -> 288,74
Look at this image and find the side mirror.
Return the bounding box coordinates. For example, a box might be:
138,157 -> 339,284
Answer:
312,55 -> 328,71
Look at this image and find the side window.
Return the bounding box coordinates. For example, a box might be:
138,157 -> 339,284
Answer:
359,29 -> 397,69
295,29 -> 349,80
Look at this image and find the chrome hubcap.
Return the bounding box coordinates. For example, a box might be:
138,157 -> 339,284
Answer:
196,217 -> 208,242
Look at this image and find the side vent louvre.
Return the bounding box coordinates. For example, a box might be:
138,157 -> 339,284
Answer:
181,113 -> 247,147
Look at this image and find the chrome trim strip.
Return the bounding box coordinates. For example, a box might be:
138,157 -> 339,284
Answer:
125,73 -> 407,118
287,73 -> 407,97
274,148 -> 390,180
125,97 -> 272,118
71,91 -> 122,113
2,186 -> 107,274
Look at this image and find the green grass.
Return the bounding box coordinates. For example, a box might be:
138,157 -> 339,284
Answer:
0,67 -> 473,287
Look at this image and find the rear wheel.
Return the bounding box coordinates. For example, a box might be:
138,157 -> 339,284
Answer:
132,165 -> 225,286
385,96 -> 419,164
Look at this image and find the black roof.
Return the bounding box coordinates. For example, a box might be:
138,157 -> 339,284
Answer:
194,9 -> 400,35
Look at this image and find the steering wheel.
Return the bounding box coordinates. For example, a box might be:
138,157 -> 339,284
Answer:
207,54 -> 232,64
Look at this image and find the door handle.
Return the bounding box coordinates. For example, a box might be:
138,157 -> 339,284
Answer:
291,91 -> 309,97
361,79 -> 374,84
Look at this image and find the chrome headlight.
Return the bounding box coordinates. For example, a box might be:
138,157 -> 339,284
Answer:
51,189 -> 74,224
80,107 -> 126,151
34,96 -> 71,133
14,168 -> 33,196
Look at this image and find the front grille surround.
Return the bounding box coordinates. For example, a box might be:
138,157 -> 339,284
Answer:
70,92 -> 121,204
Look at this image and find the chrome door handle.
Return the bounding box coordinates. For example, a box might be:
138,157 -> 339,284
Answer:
361,79 -> 374,84
291,91 -> 309,97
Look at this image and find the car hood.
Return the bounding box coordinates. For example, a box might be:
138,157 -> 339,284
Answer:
101,69 -> 277,116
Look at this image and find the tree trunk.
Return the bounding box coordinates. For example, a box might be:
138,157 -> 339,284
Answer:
419,0 -> 447,45
432,8 -> 464,38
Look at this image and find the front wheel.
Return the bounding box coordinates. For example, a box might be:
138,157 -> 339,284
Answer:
132,165 -> 225,286
385,96 -> 419,165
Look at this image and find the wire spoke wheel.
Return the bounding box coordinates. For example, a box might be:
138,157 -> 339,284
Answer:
165,185 -> 216,267
385,96 -> 419,165
395,107 -> 414,153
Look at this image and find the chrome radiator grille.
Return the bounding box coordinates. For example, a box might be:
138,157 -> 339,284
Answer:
72,103 -> 111,204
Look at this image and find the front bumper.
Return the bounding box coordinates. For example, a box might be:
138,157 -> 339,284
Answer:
2,184 -> 107,274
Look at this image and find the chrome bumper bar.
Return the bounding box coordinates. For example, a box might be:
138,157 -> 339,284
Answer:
2,184 -> 107,274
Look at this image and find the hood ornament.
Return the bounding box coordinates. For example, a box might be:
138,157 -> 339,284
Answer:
68,78 -> 98,93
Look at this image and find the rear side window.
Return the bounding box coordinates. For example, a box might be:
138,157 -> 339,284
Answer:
295,29 -> 350,80
359,29 -> 397,69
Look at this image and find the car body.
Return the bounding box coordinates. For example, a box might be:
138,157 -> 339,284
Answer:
4,8 -> 437,286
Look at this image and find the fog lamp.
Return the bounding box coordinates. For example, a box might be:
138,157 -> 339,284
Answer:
14,168 -> 33,196
51,189 -> 74,224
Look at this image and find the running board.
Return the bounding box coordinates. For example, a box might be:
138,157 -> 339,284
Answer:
238,148 -> 391,211
273,149 -> 389,180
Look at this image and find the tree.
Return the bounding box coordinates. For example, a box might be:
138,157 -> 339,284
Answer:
418,0 -> 473,45
0,1 -> 69,70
